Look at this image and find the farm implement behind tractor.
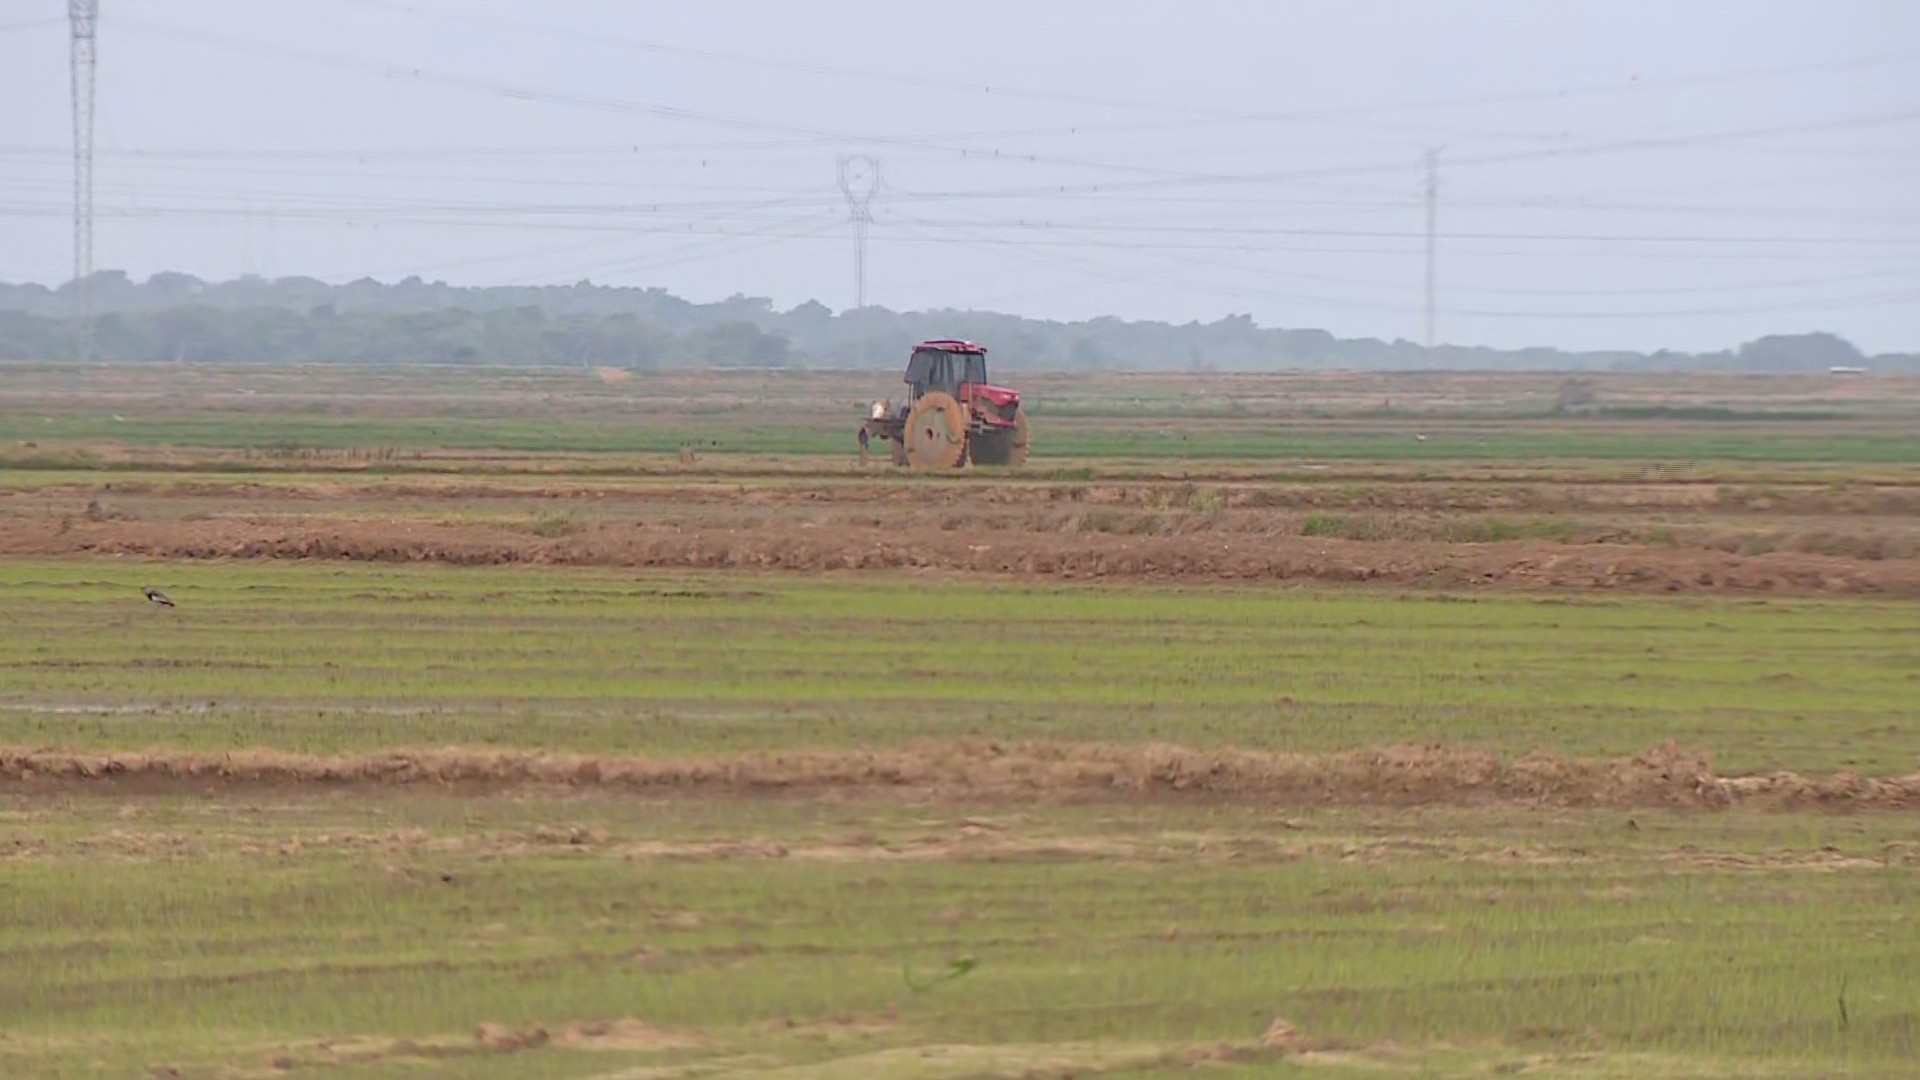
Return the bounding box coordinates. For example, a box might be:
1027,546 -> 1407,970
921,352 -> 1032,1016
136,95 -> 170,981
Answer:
859,339 -> 1030,469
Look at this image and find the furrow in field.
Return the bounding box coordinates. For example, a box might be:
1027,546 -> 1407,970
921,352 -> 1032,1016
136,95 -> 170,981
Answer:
5,741 -> 1916,810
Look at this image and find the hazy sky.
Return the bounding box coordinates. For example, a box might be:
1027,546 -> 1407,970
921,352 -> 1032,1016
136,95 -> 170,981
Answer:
4,0 -> 1918,353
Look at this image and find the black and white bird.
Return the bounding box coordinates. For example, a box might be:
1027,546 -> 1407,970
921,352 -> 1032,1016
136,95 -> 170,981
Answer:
142,587 -> 175,608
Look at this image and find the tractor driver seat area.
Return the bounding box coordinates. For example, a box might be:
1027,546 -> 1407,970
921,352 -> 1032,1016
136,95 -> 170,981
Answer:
905,347 -> 986,401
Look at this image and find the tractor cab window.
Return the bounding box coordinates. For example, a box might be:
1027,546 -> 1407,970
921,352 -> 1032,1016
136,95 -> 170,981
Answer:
906,348 -> 987,396
904,349 -> 934,388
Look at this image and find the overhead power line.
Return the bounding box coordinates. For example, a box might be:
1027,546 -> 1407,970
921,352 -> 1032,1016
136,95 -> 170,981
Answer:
1452,288 -> 1920,320
117,17 -> 1212,181
887,213 -> 1920,321
11,200 -> 1913,264
885,199 -> 1920,297
884,201 -> 1920,320
334,207 -> 846,285
8,158 -> 1912,225
0,139 -> 878,161
8,194 -> 1909,251
120,14 -> 1919,202
469,213 -> 851,287
346,0 -> 1569,145
346,0 -> 1908,149
856,216 -> 1920,248
0,15 -> 64,34
882,106 -> 1920,204
1446,266 -> 1920,299
6,167 -> 1912,233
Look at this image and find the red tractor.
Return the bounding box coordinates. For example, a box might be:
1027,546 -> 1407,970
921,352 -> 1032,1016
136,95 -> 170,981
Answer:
859,339 -> 1030,469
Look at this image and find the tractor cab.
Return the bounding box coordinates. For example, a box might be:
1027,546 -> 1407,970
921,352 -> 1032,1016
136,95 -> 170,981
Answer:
903,339 -> 1021,415
904,341 -> 990,402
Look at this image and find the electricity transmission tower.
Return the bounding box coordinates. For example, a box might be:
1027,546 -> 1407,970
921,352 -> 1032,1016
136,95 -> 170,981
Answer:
70,0 -> 100,364
837,154 -> 880,367
1422,146 -> 1441,350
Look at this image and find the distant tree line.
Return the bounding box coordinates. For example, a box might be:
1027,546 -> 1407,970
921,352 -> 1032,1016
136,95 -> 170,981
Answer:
0,271 -> 1911,374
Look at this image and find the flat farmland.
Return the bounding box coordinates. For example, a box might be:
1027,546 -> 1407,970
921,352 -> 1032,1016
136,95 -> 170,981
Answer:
3,562 -> 1919,774
5,362 -> 1920,463
6,363 -> 1920,599
2,362 -> 1918,1080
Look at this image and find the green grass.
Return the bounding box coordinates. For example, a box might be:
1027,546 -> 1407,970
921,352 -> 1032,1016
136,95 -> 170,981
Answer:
2,560 -> 1917,773
3,795 -> 1916,1079
1,413 -> 848,456
1046,424 -> 1920,464
6,562 -> 1919,1079
8,410 -> 1920,463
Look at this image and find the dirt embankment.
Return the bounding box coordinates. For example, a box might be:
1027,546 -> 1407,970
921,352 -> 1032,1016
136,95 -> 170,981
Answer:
5,741 -> 1916,810
6,517 -> 1918,596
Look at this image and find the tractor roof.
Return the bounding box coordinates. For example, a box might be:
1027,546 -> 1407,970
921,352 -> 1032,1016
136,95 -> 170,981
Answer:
913,339 -> 987,355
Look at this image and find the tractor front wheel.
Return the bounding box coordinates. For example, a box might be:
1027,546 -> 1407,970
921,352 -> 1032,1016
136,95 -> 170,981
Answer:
903,391 -> 968,470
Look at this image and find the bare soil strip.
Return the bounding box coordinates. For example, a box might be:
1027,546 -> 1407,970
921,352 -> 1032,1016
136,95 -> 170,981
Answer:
5,741 -> 1916,810
22,475 -> 1920,515
7,517 -> 1917,596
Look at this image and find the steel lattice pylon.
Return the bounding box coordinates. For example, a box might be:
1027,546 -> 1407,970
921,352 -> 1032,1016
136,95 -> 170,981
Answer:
837,155 -> 880,369
70,0 -> 99,363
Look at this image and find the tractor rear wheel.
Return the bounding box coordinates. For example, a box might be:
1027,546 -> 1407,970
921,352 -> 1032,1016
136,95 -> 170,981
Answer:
967,430 -> 1014,466
1007,405 -> 1030,467
966,406 -> 1030,468
904,391 -> 968,470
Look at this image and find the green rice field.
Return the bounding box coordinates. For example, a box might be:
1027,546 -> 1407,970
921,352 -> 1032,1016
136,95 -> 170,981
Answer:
5,363 -> 1919,1079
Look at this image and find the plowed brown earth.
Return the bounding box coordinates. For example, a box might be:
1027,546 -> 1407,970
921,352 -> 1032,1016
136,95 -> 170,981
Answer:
21,474 -> 1920,515
7,515 -> 1915,595
6,741 -> 1917,810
